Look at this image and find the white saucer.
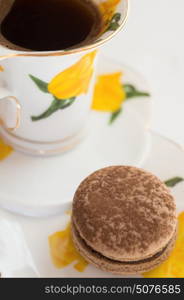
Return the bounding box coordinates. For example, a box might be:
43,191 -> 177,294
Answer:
0,132 -> 183,278
0,58 -> 152,217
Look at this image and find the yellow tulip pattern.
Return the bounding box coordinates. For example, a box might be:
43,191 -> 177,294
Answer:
29,51 -> 97,121
48,51 -> 96,99
99,0 -> 121,33
92,72 -> 150,124
29,50 -> 149,124
92,72 -> 126,112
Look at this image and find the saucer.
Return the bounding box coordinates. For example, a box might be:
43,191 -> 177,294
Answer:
0,132 -> 183,277
0,57 -> 152,217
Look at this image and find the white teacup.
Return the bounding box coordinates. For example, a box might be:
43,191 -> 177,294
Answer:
0,0 -> 128,156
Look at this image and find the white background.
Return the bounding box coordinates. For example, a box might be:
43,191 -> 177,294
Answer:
102,0 -> 184,146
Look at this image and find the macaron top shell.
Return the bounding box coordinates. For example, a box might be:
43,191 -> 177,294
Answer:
72,166 -> 177,262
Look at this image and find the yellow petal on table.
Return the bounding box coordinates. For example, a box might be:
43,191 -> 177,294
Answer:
143,211 -> 184,278
92,72 -> 125,112
49,223 -> 88,272
48,51 -> 97,100
0,65 -> 4,72
0,138 -> 13,160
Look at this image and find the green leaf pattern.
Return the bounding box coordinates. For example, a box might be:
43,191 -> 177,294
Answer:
29,75 -> 49,93
124,84 -> 150,99
109,107 -> 122,124
106,13 -> 121,32
109,84 -> 150,124
164,177 -> 184,187
29,74 -> 76,121
29,74 -> 150,124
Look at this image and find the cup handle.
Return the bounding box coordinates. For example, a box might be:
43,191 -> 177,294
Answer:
0,89 -> 21,131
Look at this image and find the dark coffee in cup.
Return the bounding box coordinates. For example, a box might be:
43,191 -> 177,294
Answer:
0,0 -> 102,51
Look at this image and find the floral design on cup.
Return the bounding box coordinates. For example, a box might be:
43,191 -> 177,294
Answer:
92,72 -> 150,124
99,0 -> 121,33
29,51 -> 97,121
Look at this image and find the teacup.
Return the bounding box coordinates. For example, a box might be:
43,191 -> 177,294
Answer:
0,0 -> 128,156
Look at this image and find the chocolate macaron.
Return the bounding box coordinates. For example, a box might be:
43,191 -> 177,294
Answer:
72,166 -> 177,274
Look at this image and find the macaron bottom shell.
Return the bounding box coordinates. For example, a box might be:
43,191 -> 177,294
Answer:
71,221 -> 177,275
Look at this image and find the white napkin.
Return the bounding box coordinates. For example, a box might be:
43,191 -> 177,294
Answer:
0,218 -> 39,278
